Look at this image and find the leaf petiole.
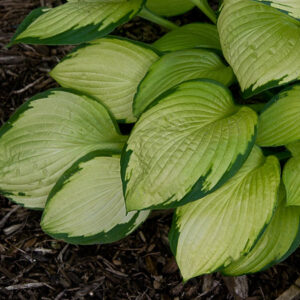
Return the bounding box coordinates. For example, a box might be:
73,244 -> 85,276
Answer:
189,0 -> 217,24
138,7 -> 179,30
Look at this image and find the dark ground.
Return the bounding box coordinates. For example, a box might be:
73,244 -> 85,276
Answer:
0,1 -> 300,299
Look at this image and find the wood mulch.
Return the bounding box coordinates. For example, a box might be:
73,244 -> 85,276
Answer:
0,1 -> 299,299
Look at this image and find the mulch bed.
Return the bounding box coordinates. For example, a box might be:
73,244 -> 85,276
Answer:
0,1 -> 300,299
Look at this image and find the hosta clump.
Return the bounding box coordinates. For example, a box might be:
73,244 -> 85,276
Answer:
2,0 -> 300,281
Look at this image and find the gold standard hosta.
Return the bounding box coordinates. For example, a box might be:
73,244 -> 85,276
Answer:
152,23 -> 221,52
50,37 -> 160,123
218,0 -> 300,97
41,154 -> 149,244
283,142 -> 300,206
132,49 -> 234,116
124,80 -> 257,210
9,0 -> 145,45
169,146 -> 280,279
2,0 -> 300,281
0,90 -> 126,209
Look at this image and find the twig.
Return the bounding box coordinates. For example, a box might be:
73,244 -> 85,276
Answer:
0,56 -> 25,64
12,77 -> 43,94
58,244 -> 69,262
223,275 -> 249,300
276,277 -> 300,300
5,282 -> 54,290
0,205 -> 19,228
3,223 -> 23,235
33,247 -> 56,254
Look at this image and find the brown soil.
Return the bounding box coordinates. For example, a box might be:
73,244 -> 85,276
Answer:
0,1 -> 299,299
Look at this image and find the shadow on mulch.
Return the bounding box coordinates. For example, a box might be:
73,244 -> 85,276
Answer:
0,1 -> 299,299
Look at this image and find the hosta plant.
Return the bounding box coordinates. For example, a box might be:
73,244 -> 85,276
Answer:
2,0 -> 300,281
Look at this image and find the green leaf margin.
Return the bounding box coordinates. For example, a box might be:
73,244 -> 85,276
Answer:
41,150 -> 146,245
122,79 -> 257,210
8,0 -> 146,46
250,0 -> 300,21
0,88 -> 124,209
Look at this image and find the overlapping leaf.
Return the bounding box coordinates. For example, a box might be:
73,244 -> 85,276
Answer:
122,80 -> 257,211
283,141 -> 300,206
218,0 -> 300,97
51,37 -> 160,123
252,0 -> 300,20
133,49 -> 234,117
41,153 -> 149,244
0,89 -> 126,209
223,187 -> 300,275
169,147 -> 280,280
256,84 -> 300,146
287,141 -> 300,157
9,0 -> 144,45
153,23 -> 221,52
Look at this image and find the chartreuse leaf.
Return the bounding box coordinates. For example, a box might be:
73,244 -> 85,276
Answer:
133,49 -> 234,117
283,141 -> 300,206
9,0 -> 144,45
153,23 -> 221,53
145,0 -> 194,16
223,186 -> 300,275
0,89 -> 126,209
252,0 -> 300,20
287,141 -> 300,157
282,158 -> 300,206
51,37 -> 159,123
256,85 -> 300,147
41,153 -> 149,245
122,80 -> 257,211
169,147 -> 280,280
218,0 -> 300,97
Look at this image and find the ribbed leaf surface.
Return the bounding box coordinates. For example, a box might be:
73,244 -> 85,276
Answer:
223,187 -> 300,275
133,49 -> 234,117
0,89 -> 126,209
41,154 -> 149,244
218,0 -> 300,97
51,37 -> 159,123
123,80 -> 257,211
169,147 -> 280,280
256,85 -> 300,146
252,0 -> 300,20
283,142 -> 300,206
10,0 -> 144,45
